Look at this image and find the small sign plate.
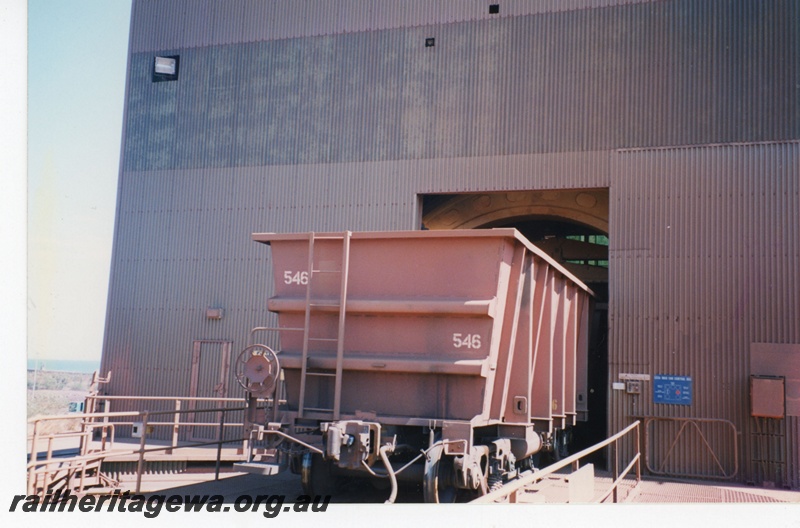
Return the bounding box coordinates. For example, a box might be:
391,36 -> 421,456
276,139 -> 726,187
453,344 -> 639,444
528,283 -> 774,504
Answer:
619,373 -> 651,381
654,375 -> 692,405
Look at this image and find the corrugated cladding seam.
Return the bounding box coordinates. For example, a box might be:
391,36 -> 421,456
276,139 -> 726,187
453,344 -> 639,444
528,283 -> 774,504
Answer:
610,142 -> 799,486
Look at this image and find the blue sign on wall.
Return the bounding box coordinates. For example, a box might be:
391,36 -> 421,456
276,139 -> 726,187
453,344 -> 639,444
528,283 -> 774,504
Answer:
653,375 -> 692,405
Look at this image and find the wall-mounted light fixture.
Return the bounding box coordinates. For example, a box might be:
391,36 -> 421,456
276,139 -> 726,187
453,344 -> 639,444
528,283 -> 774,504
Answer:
153,55 -> 180,82
206,307 -> 224,320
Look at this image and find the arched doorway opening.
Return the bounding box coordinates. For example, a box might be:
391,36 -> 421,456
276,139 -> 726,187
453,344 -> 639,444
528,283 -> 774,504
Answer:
421,188 -> 609,460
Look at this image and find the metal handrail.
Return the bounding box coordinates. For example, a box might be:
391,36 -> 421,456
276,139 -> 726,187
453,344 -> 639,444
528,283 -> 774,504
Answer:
28,406 -> 250,458
472,420 -> 641,504
27,398 -> 271,497
641,416 -> 739,480
86,395 -> 247,402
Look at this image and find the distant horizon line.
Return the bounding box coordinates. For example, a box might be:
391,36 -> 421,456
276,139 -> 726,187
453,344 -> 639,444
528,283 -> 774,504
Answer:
26,358 -> 101,374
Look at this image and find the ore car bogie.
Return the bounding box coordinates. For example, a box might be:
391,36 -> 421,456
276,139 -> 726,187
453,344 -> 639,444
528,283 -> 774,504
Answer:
236,229 -> 593,502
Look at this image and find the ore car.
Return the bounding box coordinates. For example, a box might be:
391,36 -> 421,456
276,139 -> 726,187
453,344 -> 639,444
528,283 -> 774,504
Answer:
235,229 -> 593,502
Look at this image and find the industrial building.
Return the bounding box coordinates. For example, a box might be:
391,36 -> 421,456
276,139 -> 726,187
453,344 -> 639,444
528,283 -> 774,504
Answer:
99,0 -> 799,488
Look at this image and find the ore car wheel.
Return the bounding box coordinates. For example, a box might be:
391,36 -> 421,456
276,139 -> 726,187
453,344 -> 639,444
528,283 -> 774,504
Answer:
423,443 -> 460,503
300,453 -> 340,496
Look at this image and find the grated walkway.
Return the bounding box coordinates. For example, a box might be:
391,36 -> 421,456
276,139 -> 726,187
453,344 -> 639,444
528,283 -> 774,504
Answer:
626,478 -> 799,503
113,469 -> 800,504
511,470 -> 800,504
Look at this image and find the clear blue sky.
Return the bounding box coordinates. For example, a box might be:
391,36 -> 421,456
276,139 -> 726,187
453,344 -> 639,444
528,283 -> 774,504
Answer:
26,0 -> 132,362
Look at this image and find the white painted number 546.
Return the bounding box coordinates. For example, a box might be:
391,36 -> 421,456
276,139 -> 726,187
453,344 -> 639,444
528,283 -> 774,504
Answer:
284,271 -> 309,285
453,333 -> 481,349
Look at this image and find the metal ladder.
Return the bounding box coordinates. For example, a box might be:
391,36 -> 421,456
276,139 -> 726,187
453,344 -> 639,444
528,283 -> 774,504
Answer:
297,231 -> 351,420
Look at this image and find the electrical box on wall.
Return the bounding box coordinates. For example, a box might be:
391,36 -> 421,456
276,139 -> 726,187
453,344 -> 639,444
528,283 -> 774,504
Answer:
750,375 -> 785,419
626,381 -> 641,394
750,343 -> 800,417
132,422 -> 155,438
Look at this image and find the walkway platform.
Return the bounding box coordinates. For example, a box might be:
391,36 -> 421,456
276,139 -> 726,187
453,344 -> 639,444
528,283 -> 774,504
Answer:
111,469 -> 800,504
32,435 -> 799,503
512,470 -> 800,504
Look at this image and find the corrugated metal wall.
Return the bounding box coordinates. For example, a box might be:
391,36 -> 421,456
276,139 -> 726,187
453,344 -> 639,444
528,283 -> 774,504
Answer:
122,0 -> 799,172
129,0 -> 658,52
610,142 -> 800,486
102,0 -> 799,485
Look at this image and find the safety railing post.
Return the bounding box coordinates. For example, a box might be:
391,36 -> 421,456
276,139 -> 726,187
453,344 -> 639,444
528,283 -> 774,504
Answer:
169,400 -> 181,454
244,395 -> 257,457
636,421 -> 641,483
27,420 -> 40,496
102,398 -> 111,447
215,410 -> 225,481
79,413 -> 87,457
135,411 -> 149,494
43,465 -> 52,497
81,394 -> 98,454
245,427 -> 254,463
612,438 -> 619,503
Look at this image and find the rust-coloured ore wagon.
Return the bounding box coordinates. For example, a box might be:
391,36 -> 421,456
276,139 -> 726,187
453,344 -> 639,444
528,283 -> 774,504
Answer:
235,229 -> 594,502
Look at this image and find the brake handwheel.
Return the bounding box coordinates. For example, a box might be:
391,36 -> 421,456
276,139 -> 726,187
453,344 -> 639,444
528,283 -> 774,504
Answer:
235,344 -> 280,397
